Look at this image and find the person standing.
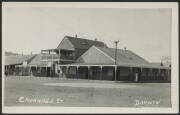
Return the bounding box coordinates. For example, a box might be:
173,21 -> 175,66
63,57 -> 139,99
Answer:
135,72 -> 139,82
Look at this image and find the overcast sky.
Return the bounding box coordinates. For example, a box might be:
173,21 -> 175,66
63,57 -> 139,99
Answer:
3,5 -> 171,62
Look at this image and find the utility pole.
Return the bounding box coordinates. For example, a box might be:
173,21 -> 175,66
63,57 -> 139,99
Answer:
114,40 -> 119,81
114,40 -> 119,65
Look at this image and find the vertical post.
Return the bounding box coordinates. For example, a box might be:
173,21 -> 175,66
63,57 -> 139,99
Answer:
152,69 -> 155,81
158,68 -> 160,81
7,66 -> 9,76
88,66 -> 90,80
130,67 -> 133,81
135,68 -> 138,82
114,41 -> 119,81
46,66 -> 47,77
100,66 -> 102,80
114,40 -> 119,65
115,66 -> 117,81
76,66 -> 79,79
66,66 -> 69,79
5,66 -> 7,76
6,66 -> 8,76
40,66 -> 42,77
140,67 -> 142,81
29,66 -> 31,76
59,49 -> 61,64
150,68 -> 152,81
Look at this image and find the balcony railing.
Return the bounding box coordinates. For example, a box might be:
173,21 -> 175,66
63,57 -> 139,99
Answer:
41,54 -> 60,61
60,55 -> 74,60
41,54 -> 74,61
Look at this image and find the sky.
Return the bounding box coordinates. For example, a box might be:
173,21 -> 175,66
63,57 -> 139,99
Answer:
3,4 -> 172,62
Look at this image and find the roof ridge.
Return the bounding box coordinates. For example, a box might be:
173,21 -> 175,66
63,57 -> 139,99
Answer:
96,46 -> 130,51
66,35 -> 104,43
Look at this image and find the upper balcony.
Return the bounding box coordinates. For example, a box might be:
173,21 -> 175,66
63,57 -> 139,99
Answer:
40,49 -> 75,62
41,54 -> 60,61
60,55 -> 74,61
60,49 -> 75,61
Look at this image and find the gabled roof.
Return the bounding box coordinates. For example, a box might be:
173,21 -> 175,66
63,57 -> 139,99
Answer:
62,36 -> 108,50
97,46 -> 170,69
75,46 -> 170,69
5,55 -> 36,66
96,46 -> 149,65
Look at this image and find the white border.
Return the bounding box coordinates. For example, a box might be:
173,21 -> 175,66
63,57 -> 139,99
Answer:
2,2 -> 179,114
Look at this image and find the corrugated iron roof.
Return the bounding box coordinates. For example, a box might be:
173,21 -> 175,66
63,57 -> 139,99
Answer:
65,36 -> 108,50
97,46 -> 148,64
96,46 -> 170,69
66,46 -> 169,69
5,55 -> 36,65
28,54 -> 48,67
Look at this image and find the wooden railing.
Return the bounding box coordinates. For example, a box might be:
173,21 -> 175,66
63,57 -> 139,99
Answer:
41,54 -> 74,61
41,54 -> 60,61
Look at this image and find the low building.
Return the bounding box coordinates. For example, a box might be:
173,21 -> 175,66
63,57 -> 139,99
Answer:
5,54 -> 36,76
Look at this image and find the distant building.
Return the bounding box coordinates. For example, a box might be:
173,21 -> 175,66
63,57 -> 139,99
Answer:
5,51 -> 19,56
4,55 -> 36,76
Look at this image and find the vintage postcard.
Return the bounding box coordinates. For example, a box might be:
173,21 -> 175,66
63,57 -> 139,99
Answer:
2,2 -> 179,114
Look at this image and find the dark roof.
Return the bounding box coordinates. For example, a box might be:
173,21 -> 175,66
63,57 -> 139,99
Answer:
65,36 -> 108,50
5,55 -> 36,65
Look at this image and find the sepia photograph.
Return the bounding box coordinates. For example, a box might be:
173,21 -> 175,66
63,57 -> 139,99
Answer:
2,2 -> 179,114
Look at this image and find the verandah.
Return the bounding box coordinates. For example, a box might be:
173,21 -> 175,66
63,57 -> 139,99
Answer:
58,65 -> 171,82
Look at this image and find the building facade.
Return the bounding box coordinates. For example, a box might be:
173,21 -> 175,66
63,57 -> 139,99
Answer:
5,35 -> 171,82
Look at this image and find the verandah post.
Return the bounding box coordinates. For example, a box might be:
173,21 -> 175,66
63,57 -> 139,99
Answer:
87,66 -> 90,80
115,65 -> 117,81
76,66 -> 79,79
100,66 -> 102,80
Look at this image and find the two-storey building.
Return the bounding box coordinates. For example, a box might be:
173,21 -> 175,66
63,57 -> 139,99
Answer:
27,35 -> 108,77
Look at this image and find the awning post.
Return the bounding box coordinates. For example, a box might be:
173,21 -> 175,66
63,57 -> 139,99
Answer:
115,66 -> 117,81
